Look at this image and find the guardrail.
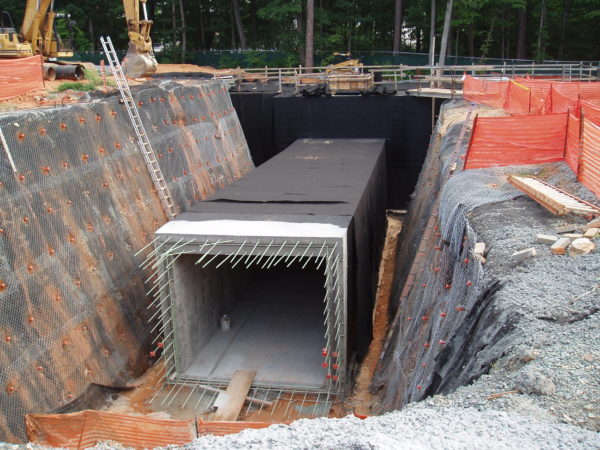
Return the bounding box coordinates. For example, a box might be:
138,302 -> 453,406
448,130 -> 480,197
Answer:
224,62 -> 600,93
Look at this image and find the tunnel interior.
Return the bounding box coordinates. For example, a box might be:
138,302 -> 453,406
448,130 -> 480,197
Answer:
171,254 -> 328,389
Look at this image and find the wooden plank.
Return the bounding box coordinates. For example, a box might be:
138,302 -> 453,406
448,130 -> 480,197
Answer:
508,175 -> 600,217
211,370 -> 256,421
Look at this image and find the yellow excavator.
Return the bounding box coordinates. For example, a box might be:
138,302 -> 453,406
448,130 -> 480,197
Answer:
0,0 -> 157,80
0,1 -> 83,79
122,0 -> 157,77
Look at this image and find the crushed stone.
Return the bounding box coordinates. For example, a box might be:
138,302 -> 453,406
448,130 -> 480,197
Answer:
177,406 -> 600,449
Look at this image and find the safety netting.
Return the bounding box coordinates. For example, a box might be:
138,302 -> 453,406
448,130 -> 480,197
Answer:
0,80 -> 253,442
0,55 -> 44,101
463,76 -> 600,198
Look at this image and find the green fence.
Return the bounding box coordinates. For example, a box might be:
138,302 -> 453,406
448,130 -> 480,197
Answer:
66,49 -> 592,69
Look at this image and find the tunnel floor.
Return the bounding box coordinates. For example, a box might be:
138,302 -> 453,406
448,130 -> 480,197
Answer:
183,267 -> 327,387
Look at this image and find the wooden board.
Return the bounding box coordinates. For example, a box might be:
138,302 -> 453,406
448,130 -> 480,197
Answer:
211,370 -> 257,421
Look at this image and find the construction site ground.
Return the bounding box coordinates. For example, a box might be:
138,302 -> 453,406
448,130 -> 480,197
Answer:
0,71 -> 599,448
100,165 -> 598,449
12,161 -> 597,449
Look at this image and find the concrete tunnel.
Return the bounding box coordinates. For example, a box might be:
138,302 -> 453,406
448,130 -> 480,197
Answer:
151,138 -> 387,394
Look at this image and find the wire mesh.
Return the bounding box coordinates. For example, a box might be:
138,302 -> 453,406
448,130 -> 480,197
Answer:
0,80 -> 253,441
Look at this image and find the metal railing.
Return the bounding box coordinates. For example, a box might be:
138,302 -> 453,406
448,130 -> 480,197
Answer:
222,61 -> 600,93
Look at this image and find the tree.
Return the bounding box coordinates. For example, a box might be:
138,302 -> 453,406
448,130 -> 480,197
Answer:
179,0 -> 187,61
438,0 -> 454,67
393,0 -> 402,52
305,0 -> 314,67
232,0 -> 247,49
428,0 -> 436,64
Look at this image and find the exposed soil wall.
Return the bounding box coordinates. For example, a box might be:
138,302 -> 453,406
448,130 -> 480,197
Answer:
0,80 -> 253,442
371,99 -> 599,435
371,100 -> 513,410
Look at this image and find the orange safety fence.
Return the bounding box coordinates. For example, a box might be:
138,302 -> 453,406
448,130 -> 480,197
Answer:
464,76 -> 600,116
25,410 -> 196,449
504,81 -> 530,115
580,82 -> 600,100
464,113 -> 568,170
565,112 -> 581,173
463,76 -> 508,109
580,119 -> 600,197
514,77 -> 552,114
551,84 -> 580,113
0,55 -> 44,101
582,100 -> 600,126
197,418 -> 284,436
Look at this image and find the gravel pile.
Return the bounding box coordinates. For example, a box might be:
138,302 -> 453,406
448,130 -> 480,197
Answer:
181,406 -> 600,449
446,162 -> 600,432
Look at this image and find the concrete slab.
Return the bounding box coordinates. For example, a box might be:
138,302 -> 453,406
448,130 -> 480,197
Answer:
183,268 -> 327,387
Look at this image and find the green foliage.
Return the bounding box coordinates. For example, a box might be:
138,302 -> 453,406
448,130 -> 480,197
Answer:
4,0 -> 599,66
218,54 -> 242,69
55,81 -> 95,92
55,68 -> 103,92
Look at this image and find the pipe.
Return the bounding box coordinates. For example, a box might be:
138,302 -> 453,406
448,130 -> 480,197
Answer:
42,64 -> 56,81
54,64 -> 84,80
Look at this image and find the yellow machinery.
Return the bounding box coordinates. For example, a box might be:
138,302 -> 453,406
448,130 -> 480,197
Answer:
324,59 -> 373,94
0,11 -> 32,58
122,0 -> 157,77
0,0 -> 158,80
0,1 -> 83,79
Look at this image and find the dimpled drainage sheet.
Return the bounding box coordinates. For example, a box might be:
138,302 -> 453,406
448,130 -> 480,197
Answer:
147,138 -> 387,395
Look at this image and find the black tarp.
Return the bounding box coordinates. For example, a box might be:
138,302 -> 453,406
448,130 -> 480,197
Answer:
180,138 -> 387,358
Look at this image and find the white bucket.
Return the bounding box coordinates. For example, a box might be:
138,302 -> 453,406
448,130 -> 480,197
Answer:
220,314 -> 231,331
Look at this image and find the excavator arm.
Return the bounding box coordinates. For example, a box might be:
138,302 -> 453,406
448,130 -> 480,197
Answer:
122,0 -> 157,77
20,0 -> 71,58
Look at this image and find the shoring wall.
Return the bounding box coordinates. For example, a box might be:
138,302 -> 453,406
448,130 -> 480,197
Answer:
0,80 -> 253,442
463,76 -> 600,197
0,56 -> 44,101
371,100 -> 519,411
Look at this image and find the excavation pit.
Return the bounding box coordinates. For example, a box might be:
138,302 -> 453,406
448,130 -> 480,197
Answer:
151,138 -> 387,395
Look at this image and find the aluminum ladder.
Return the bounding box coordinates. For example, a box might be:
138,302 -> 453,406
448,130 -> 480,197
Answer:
99,36 -> 177,219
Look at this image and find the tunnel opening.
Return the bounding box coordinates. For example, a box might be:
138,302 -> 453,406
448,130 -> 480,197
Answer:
172,254 -> 328,389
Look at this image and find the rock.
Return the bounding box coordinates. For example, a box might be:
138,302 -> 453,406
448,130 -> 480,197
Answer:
511,247 -> 536,263
536,234 -> 558,244
562,233 -> 584,239
584,217 -> 600,231
515,370 -> 556,395
473,242 -> 486,264
504,347 -> 540,370
550,237 -> 571,255
568,238 -> 595,256
555,224 -> 578,233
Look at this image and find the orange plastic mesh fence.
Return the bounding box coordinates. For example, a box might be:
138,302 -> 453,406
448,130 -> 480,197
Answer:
580,119 -> 600,197
514,78 -> 552,114
551,84 -> 580,113
503,81 -> 530,115
565,112 -> 582,173
464,76 -> 600,117
25,410 -> 196,449
582,100 -> 600,126
462,76 -> 508,109
465,113 -> 568,169
0,56 -> 44,101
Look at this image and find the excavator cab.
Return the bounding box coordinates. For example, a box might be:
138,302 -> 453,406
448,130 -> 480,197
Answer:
0,11 -> 33,58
